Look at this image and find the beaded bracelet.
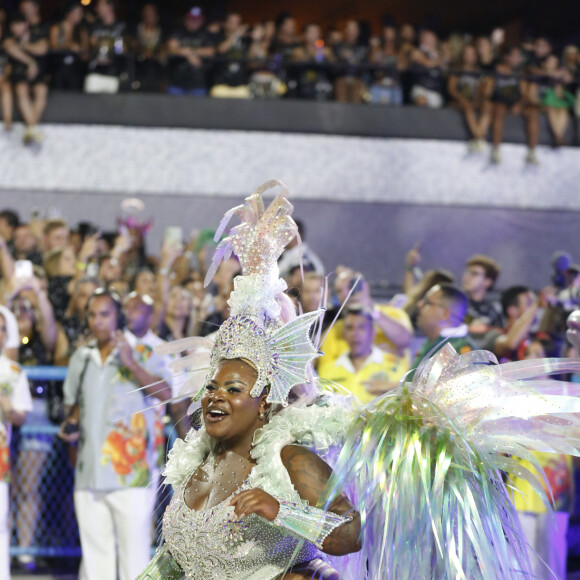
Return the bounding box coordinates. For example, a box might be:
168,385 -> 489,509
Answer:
272,499 -> 352,550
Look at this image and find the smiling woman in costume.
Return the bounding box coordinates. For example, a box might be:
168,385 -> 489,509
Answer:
140,181 -> 580,580
139,181 -> 361,580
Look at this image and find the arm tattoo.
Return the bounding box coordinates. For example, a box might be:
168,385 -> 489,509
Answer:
281,445 -> 362,555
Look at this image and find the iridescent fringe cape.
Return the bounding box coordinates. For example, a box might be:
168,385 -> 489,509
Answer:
322,345 -> 580,579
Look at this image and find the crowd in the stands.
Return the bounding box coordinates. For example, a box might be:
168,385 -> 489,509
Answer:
1,0 -> 580,159
0,204 -> 579,574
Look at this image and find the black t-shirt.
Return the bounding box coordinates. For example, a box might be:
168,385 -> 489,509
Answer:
334,42 -> 367,77
451,69 -> 482,101
90,21 -> 126,75
269,39 -> 300,63
8,21 -> 49,81
29,22 -> 49,45
47,276 -> 73,322
411,51 -> 444,94
491,70 -> 521,105
170,27 -> 214,51
212,31 -> 250,86
167,27 -> 215,89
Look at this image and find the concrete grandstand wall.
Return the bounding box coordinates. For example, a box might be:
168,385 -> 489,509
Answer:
0,95 -> 578,290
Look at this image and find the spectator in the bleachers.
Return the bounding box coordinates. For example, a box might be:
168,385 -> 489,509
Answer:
562,44 -> 578,86
12,222 -> 43,265
269,13 -> 299,63
536,54 -> 574,147
482,285 -> 546,362
84,0 -> 126,94
245,20 -> 284,98
8,280 -> 57,366
291,23 -> 334,100
42,217 -> 69,252
0,234 -> 20,362
0,209 -> 19,253
247,19 -> 275,63
369,22 -> 405,105
0,310 -> 32,578
299,271 -> 324,314
443,32 -> 466,68
50,2 -> 89,91
489,45 -> 540,165
211,12 -> 251,98
448,44 -> 492,152
132,2 -> 164,92
333,20 -> 368,104
527,36 -> 553,72
98,253 -> 122,284
0,7 -> 13,132
112,221 -> 148,280
409,29 -> 447,108
166,6 -> 216,96
157,285 -> 193,341
8,283 -> 57,570
412,283 -> 474,368
461,254 -> 502,333
475,35 -> 496,73
132,268 -> 156,296
398,23 -> 416,65
59,288 -> 171,580
402,269 -> 456,327
400,245 -> 455,314
44,228 -> 100,321
325,26 -> 342,52
278,218 -> 324,281
54,276 -> 101,366
4,3 -> 49,145
318,305 -> 407,403
43,245 -> 78,319
323,271 -> 413,366
399,245 -> 456,327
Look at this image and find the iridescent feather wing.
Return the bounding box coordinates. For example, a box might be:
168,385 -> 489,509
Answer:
323,345 -> 580,579
264,309 -> 323,404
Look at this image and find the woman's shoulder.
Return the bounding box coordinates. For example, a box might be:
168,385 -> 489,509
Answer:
281,444 -> 330,476
280,444 -> 333,506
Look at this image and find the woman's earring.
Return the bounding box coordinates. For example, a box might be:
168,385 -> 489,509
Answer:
259,411 -> 265,420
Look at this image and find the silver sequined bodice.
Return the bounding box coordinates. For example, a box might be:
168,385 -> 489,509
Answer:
163,479 -> 320,579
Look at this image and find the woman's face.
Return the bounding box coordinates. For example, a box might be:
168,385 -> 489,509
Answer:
74,281 -> 99,315
68,6 -> 83,25
135,270 -> 155,296
476,37 -> 492,59
14,301 -> 35,338
167,286 -> 191,318
201,359 -> 267,442
463,45 -> 477,66
400,24 -> 415,43
59,246 -> 77,276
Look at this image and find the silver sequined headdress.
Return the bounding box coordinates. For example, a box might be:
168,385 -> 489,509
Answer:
157,180 -> 323,406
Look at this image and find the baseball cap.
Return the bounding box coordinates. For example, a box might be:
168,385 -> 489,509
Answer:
186,6 -> 203,21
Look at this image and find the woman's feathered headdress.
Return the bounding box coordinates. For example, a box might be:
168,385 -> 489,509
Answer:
156,180 -> 323,406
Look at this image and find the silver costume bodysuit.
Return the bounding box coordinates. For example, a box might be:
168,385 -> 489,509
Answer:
163,478 -> 321,580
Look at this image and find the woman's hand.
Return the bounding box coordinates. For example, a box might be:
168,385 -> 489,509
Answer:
229,489 -> 280,521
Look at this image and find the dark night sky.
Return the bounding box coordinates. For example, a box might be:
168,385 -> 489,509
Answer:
16,0 -> 580,45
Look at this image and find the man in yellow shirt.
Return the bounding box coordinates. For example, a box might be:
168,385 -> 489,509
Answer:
318,306 -> 409,404
322,274 -> 413,364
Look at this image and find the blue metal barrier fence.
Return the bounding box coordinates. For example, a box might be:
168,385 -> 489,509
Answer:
10,366 -> 80,558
